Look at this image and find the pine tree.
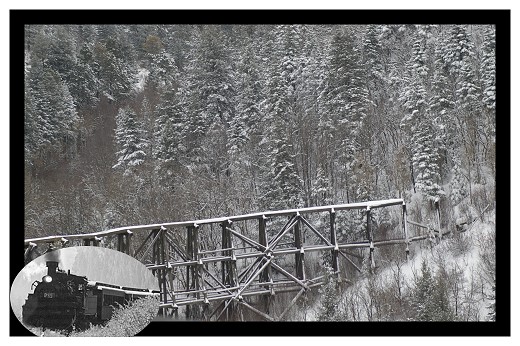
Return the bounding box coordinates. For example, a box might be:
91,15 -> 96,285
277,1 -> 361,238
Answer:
362,24 -> 388,124
411,120 -> 445,201
229,37 -> 263,154
181,26 -> 236,159
440,25 -> 481,124
181,34 -> 207,155
260,25 -> 304,210
27,59 -> 80,159
320,29 -> 370,202
24,71 -> 40,163
295,25 -> 329,207
26,61 -> 52,155
68,43 -> 100,108
45,25 -> 78,86
400,41 -> 445,201
316,266 -> 340,321
441,25 -> 483,187
113,107 -> 148,176
144,35 -> 179,93
412,260 -> 455,321
94,40 -> 136,101
363,25 -> 385,82
153,89 -> 186,185
411,28 -> 430,78
432,273 -> 455,321
311,167 -> 332,206
196,26 -> 236,126
412,260 -> 437,321
480,25 -> 496,110
323,30 -> 369,143
140,96 -> 154,158
456,55 -> 481,112
262,129 -> 304,210
480,25 -> 496,143
449,155 -> 468,206
428,45 -> 456,173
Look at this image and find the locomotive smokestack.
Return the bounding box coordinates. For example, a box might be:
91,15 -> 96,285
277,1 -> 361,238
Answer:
47,261 -> 58,275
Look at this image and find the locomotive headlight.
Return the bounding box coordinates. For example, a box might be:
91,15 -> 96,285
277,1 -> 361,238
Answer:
42,275 -> 52,283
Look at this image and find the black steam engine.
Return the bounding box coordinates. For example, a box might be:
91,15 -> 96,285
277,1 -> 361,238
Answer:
22,261 -> 159,331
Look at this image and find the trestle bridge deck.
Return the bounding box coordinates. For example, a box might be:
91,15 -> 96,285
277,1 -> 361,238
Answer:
24,198 -> 451,321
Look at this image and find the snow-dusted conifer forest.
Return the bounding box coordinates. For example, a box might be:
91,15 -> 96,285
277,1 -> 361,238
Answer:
24,24 -> 496,321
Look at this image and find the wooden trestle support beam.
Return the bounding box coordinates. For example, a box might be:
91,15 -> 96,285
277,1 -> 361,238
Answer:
23,198 -> 455,321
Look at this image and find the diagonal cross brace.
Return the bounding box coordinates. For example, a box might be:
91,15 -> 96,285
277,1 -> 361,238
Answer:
277,288 -> 306,321
300,215 -> 362,272
238,300 -> 275,321
226,227 -> 266,252
269,261 -> 309,291
137,229 -> 163,263
215,256 -> 273,320
268,214 -> 299,249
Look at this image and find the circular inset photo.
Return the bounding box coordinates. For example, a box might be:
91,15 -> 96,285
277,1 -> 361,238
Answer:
11,247 -> 160,337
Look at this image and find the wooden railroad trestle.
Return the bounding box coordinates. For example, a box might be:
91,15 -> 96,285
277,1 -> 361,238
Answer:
24,198 -> 449,321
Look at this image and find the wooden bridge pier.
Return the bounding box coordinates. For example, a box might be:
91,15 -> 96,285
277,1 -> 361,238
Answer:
329,209 -> 339,280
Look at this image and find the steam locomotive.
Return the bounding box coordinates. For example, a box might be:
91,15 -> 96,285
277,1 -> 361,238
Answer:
22,261 -> 159,331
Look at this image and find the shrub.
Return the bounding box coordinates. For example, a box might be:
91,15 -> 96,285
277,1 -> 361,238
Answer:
70,296 -> 160,337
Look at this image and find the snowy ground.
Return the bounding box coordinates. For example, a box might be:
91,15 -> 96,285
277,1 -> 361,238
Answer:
304,209 -> 496,321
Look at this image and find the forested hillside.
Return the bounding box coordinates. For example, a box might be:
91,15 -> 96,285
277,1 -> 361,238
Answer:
22,23 -> 498,323
24,24 -> 495,240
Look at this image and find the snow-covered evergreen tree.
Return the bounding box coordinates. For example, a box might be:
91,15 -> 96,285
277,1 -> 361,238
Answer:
24,71 -> 40,163
261,25 -> 304,210
480,25 -> 496,111
411,120 -> 445,201
27,59 -> 80,159
46,26 -> 78,84
362,24 -> 388,124
401,44 -> 444,201
362,25 -> 385,82
181,26 -> 236,161
321,29 -> 370,202
411,27 -> 430,78
229,36 -> 263,154
140,97 -> 154,158
316,266 -> 340,321
412,260 -> 454,321
94,40 -> 136,101
153,89 -> 186,184
68,43 -> 100,108
323,29 -> 369,145
311,166 -> 332,206
440,25 -> 481,114
480,25 -> 496,143
441,25 -> 483,187
196,26 -> 236,126
428,45 -> 456,168
113,107 -> 148,176
455,54 -> 481,112
143,35 -> 179,94
449,156 -> 468,206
